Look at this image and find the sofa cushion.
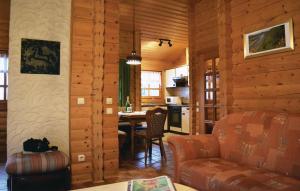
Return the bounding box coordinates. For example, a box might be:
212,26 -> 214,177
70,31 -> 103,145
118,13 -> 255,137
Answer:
179,158 -> 300,191
5,151 -> 69,175
213,111 -> 300,179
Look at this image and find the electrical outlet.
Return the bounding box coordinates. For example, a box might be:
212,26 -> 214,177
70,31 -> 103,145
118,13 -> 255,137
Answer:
196,108 -> 200,112
78,154 -> 86,162
196,101 -> 200,106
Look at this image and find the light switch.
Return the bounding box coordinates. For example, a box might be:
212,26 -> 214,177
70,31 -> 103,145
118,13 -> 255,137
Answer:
196,102 -> 200,106
196,108 -> 200,112
106,108 -> 113,114
106,98 -> 113,104
77,97 -> 85,105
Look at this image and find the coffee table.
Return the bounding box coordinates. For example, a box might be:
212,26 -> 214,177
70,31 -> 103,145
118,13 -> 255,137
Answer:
73,181 -> 197,191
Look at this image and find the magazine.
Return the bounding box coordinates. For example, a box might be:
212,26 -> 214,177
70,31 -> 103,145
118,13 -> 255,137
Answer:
128,176 -> 176,191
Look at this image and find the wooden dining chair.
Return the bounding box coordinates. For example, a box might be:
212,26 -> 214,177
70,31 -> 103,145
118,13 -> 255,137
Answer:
134,107 -> 168,164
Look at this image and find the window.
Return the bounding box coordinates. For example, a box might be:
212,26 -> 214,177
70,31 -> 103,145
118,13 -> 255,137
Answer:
141,71 -> 162,97
0,53 -> 8,100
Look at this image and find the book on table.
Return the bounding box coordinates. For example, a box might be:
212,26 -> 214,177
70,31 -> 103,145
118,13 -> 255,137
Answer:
128,176 -> 176,191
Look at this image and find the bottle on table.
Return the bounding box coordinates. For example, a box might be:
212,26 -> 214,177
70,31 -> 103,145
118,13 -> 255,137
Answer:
125,96 -> 132,112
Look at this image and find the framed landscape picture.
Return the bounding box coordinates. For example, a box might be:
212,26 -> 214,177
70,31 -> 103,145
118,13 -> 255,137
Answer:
243,19 -> 294,59
21,38 -> 60,75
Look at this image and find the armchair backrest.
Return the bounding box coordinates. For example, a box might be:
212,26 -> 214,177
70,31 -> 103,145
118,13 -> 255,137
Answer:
213,111 -> 300,179
146,107 -> 167,138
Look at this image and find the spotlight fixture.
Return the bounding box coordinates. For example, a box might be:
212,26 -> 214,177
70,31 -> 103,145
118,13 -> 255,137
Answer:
158,39 -> 173,47
159,40 -> 163,46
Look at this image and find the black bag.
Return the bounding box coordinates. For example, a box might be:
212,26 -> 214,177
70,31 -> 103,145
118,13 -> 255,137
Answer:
23,137 -> 50,152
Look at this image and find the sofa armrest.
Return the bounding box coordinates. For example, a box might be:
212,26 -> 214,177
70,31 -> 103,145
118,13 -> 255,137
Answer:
167,135 -> 220,182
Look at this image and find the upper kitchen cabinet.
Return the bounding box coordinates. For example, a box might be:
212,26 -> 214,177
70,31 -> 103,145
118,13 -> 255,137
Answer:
175,65 -> 189,77
165,65 -> 189,88
165,69 -> 176,88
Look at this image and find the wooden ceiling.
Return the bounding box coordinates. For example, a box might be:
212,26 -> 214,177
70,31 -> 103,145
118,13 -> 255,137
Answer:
120,0 -> 189,63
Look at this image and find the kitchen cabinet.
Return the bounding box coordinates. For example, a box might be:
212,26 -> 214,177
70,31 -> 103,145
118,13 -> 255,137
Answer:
165,69 -> 176,87
175,65 -> 189,77
165,66 -> 189,88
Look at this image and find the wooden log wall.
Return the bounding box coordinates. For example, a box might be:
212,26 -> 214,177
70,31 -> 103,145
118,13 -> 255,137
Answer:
0,102 -> 7,163
190,0 -> 300,133
188,0 -> 219,134
228,0 -> 300,114
70,0 -> 119,186
0,0 -> 10,51
141,59 -> 174,71
217,0 -> 233,117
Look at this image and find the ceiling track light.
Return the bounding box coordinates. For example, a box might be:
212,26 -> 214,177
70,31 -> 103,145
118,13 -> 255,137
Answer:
158,39 -> 173,47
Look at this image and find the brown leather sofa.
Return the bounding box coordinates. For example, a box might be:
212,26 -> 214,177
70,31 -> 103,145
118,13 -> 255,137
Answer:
168,111 -> 300,191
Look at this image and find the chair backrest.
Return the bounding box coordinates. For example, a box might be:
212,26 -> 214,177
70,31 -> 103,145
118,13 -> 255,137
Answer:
146,107 -> 167,138
213,111 -> 300,179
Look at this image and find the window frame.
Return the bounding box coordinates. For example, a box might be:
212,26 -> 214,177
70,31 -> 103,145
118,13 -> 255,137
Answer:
0,52 -> 8,101
141,70 -> 162,99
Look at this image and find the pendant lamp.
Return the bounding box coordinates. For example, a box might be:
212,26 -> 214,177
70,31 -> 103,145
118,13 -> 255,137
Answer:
126,0 -> 142,65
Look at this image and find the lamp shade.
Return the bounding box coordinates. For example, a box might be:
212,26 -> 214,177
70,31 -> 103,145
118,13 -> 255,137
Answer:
126,50 -> 142,65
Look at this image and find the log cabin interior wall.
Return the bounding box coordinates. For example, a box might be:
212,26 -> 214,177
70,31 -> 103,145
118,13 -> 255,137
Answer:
229,0 -> 300,114
188,0 -> 219,134
0,0 -> 10,51
189,0 -> 300,134
71,0 -> 119,186
0,0 -> 10,163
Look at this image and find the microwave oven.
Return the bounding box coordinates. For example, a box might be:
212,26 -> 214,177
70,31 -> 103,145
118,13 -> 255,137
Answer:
165,96 -> 182,105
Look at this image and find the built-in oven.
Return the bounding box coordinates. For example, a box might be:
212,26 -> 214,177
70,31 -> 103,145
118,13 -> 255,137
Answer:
168,105 -> 182,132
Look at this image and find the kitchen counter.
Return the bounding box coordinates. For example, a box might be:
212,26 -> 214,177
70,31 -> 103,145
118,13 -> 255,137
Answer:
141,104 -> 167,107
166,104 -> 190,107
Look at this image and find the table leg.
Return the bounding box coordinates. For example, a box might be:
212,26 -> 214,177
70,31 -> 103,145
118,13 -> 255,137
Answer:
131,125 -> 134,159
129,121 -> 136,160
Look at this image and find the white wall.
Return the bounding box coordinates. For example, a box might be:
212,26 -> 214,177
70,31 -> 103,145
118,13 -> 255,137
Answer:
7,0 -> 71,155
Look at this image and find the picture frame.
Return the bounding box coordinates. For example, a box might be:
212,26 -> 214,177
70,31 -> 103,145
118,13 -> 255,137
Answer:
21,38 -> 60,75
243,19 -> 294,59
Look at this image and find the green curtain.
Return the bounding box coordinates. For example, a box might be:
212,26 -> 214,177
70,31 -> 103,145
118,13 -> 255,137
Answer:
119,59 -> 131,106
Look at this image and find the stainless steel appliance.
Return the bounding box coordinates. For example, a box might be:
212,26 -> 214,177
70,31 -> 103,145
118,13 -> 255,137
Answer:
168,105 -> 182,132
165,96 -> 182,105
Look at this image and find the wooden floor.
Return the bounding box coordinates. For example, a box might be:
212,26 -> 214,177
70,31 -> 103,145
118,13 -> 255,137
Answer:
0,141 -> 175,191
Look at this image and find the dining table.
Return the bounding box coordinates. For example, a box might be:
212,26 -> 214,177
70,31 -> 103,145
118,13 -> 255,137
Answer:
118,111 -> 147,159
